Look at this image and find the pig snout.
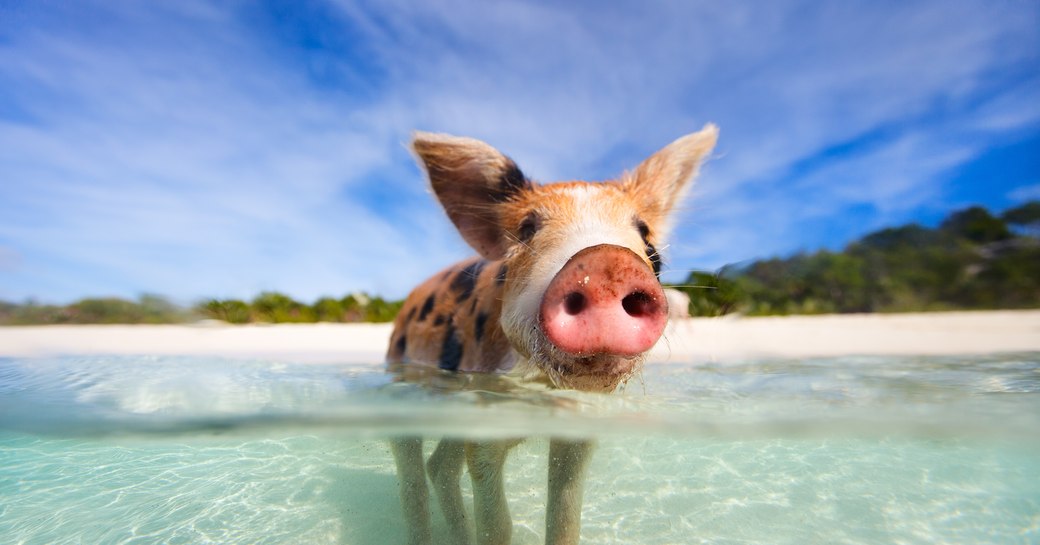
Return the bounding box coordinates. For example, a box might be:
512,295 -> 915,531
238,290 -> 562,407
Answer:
539,244 -> 668,357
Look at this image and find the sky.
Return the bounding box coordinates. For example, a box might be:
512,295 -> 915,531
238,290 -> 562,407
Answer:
1,0 -> 1038,304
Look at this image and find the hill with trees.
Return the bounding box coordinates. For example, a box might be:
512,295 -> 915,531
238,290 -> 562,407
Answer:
674,201 -> 1040,316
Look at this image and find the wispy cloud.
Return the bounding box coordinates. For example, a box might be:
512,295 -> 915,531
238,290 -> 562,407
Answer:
1,0 -> 1038,302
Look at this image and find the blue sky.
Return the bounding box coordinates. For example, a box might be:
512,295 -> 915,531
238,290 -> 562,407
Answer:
1,0 -> 1038,304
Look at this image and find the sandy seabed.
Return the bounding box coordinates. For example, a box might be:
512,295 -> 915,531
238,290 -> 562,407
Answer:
2,310 -> 1038,363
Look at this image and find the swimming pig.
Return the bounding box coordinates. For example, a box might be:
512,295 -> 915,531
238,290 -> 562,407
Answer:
388,124 -> 718,545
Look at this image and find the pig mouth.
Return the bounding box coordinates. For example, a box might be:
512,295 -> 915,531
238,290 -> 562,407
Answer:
569,353 -> 642,377
531,334 -> 645,392
505,311 -> 647,392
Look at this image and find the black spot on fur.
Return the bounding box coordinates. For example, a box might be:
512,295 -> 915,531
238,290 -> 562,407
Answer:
636,219 -> 651,240
433,314 -> 446,326
405,306 -> 417,323
451,260 -> 486,303
418,294 -> 435,321
395,334 -> 407,356
439,324 -> 463,371
492,161 -> 528,201
475,312 -> 489,343
495,264 -> 508,285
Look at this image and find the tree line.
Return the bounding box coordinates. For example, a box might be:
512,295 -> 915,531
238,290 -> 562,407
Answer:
673,201 -> 1040,316
197,292 -> 403,324
2,201 -> 1037,325
0,292 -> 403,325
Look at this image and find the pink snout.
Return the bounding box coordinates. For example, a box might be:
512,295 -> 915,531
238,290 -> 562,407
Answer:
539,244 -> 668,357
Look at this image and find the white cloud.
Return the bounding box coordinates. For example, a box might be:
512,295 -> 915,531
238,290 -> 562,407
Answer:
1009,184 -> 1040,202
1,0 -> 1038,302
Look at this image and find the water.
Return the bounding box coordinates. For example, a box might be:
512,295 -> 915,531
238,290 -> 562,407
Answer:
1,354 -> 1038,544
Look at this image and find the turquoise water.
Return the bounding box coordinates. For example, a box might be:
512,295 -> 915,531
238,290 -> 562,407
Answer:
1,354 -> 1038,544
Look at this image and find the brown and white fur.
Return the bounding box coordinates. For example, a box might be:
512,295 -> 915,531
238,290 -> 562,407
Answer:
387,125 -> 718,545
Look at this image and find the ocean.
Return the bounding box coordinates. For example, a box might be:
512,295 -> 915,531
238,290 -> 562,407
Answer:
1,353 -> 1038,544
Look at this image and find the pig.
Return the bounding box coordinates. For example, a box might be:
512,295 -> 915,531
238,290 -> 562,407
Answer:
386,124 -> 718,545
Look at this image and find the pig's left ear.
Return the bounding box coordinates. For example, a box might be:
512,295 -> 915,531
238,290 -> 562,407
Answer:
412,132 -> 531,260
623,124 -> 718,225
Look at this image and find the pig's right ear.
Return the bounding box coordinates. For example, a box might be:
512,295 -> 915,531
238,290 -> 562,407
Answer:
412,132 -> 530,260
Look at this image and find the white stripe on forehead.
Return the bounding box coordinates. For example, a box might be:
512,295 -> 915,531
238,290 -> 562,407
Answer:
508,183 -> 646,326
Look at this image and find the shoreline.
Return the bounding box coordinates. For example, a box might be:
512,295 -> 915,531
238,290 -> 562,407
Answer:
2,309 -> 1038,364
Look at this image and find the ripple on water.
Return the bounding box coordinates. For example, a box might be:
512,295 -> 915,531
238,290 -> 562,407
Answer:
0,354 -> 1038,544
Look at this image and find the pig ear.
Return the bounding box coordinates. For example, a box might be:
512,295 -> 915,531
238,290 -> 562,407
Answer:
412,132 -> 531,260
623,124 -> 718,226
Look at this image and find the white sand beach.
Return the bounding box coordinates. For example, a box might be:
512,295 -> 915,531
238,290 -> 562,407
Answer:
2,310 -> 1038,363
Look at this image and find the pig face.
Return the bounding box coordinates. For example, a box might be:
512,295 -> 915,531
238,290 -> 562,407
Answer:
413,125 -> 717,391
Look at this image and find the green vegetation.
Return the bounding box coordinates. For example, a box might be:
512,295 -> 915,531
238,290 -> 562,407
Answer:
195,292 -> 403,324
0,292 -> 404,325
0,294 -> 192,325
2,202 -> 1036,324
671,202 -> 1040,316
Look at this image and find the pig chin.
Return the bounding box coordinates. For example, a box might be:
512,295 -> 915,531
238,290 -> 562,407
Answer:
529,328 -> 646,392
552,353 -> 645,392
502,308 -> 646,392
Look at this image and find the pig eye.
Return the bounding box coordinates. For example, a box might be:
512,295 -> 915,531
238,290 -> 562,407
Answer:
517,213 -> 540,243
636,219 -> 662,277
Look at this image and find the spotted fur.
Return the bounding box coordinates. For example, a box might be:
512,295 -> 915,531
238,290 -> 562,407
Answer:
388,256 -> 512,373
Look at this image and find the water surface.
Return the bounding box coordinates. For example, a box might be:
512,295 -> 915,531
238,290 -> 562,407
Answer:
1,354 -> 1038,544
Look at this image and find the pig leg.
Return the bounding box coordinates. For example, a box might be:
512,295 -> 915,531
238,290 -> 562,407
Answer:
545,439 -> 595,545
390,437 -> 432,545
467,440 -> 513,545
427,438 -> 474,545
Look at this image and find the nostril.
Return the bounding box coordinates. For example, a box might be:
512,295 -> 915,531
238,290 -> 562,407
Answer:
563,292 -> 587,315
621,291 -> 655,317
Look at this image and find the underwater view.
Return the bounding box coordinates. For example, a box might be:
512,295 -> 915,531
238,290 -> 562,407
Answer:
2,354 -> 1038,544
